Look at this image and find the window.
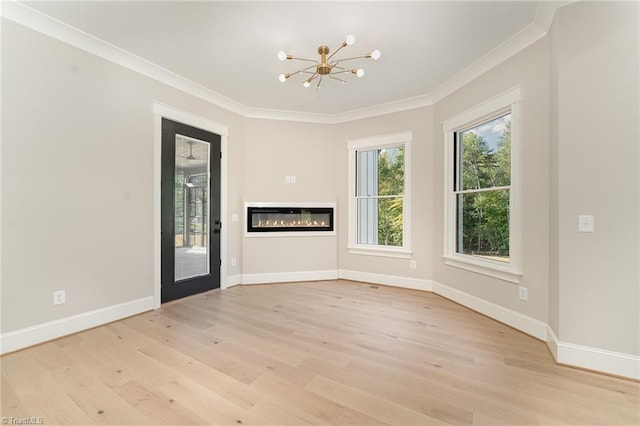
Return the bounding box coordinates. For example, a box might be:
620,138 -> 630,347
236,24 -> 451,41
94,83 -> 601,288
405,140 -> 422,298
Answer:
443,88 -> 521,282
348,131 -> 412,257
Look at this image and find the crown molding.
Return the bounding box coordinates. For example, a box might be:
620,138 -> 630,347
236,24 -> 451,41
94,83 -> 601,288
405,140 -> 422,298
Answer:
430,22 -> 546,104
331,93 -> 434,124
2,0 -> 561,124
1,0 -> 249,117
535,1 -> 574,33
245,92 -> 434,124
244,106 -> 337,124
430,2 -> 564,104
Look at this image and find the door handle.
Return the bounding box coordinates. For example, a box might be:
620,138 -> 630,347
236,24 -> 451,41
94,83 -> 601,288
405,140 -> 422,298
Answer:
212,219 -> 221,234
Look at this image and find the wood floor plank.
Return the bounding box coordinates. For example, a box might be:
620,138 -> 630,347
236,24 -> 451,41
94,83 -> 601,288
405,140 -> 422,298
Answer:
305,375 -> 451,425
2,280 -> 638,425
242,396 -> 317,425
112,321 -> 264,409
250,373 -> 388,425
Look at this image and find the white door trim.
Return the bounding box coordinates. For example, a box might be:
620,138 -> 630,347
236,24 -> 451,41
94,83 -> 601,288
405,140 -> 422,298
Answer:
152,102 -> 230,309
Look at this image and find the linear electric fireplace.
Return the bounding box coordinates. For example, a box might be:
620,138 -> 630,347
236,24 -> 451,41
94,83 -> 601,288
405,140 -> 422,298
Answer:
246,203 -> 335,235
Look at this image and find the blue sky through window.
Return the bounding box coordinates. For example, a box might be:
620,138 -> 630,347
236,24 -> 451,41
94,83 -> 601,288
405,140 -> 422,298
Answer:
467,114 -> 511,152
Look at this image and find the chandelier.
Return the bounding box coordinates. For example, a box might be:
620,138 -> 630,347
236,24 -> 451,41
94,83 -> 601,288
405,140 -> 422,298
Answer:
277,34 -> 381,89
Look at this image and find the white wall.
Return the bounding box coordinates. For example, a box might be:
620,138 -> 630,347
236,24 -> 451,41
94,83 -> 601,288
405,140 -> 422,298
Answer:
550,1 -> 639,356
1,19 -> 245,333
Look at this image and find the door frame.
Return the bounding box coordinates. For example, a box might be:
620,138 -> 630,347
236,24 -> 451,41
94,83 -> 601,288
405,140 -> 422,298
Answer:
153,101 -> 229,309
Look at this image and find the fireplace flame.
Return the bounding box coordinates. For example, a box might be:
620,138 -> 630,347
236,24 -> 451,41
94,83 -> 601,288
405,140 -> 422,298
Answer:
252,212 -> 330,228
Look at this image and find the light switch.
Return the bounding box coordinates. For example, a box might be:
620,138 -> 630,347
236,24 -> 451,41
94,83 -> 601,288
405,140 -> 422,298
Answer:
578,215 -> 594,233
231,213 -> 239,222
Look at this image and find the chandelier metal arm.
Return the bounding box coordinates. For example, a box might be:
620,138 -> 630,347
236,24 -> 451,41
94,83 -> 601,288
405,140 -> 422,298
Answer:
334,55 -> 370,65
329,65 -> 348,74
304,71 -> 320,85
329,75 -> 347,83
288,56 -> 318,63
284,64 -> 316,79
326,41 -> 348,62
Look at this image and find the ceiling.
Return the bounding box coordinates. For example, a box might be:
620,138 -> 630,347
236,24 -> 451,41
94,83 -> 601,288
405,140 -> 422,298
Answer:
23,1 -> 554,116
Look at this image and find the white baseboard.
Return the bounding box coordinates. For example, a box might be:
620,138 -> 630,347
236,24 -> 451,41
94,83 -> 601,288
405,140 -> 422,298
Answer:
432,280 -> 549,340
338,269 -> 433,292
0,297 -> 153,355
547,326 -> 639,380
3,271 -> 637,380
337,271 -> 544,340
225,274 -> 242,288
547,325 -> 559,360
337,273 -> 638,380
241,270 -> 338,285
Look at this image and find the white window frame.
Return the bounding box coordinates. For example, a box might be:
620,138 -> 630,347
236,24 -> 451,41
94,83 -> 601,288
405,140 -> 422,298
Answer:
347,131 -> 412,258
443,88 -> 522,283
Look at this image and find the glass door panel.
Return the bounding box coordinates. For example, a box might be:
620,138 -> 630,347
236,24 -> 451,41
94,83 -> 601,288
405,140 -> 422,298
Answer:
174,135 -> 210,281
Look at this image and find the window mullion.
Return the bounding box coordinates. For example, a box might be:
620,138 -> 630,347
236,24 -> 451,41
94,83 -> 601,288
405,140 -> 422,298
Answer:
454,185 -> 511,195
355,195 -> 403,199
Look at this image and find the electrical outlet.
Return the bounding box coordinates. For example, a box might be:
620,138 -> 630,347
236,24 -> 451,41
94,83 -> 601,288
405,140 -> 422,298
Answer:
518,287 -> 528,301
578,215 -> 594,233
53,290 -> 66,305
409,260 -> 417,270
231,258 -> 237,266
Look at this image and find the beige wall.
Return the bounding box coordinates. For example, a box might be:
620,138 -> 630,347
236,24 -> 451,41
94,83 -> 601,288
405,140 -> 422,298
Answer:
551,1 -> 639,355
1,20 -> 246,332
242,119 -> 337,275
432,39 -> 551,322
547,11 -> 561,334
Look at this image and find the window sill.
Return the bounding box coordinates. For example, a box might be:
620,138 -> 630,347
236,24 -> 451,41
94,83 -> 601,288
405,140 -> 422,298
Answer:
348,246 -> 412,259
443,255 -> 521,284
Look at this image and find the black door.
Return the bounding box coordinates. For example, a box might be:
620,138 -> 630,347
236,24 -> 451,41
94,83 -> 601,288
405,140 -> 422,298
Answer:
161,118 -> 221,303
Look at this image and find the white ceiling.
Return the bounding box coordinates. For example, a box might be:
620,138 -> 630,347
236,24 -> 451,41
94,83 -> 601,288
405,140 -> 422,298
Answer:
24,1 -> 550,116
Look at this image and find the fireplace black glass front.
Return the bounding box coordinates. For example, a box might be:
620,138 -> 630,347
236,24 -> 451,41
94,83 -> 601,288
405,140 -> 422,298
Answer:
247,206 -> 334,233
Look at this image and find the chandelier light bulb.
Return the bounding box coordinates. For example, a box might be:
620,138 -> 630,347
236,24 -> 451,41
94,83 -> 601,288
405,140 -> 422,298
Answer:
277,51 -> 288,61
303,80 -> 311,88
279,73 -> 287,83
345,34 -> 356,46
370,49 -> 381,60
356,68 -> 365,77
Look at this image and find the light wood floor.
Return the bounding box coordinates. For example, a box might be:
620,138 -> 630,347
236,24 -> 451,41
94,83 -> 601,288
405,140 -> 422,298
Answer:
2,280 -> 638,425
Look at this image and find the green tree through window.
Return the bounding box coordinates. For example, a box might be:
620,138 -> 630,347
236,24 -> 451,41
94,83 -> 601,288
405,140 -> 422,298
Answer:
456,115 -> 511,261
377,147 -> 404,246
